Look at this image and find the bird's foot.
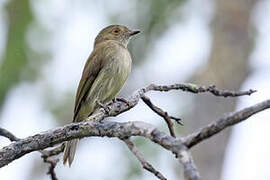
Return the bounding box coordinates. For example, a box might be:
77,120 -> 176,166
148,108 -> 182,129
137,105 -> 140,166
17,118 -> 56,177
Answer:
97,101 -> 110,114
113,97 -> 130,106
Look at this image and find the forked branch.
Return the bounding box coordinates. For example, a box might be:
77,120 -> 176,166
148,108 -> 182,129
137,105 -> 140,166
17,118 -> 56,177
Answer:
0,83 -> 262,180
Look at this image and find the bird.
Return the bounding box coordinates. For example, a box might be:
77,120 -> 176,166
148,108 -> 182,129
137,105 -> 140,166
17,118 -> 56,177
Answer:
63,25 -> 140,166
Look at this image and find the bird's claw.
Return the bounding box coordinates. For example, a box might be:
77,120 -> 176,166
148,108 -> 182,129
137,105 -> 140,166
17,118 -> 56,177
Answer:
97,101 -> 110,114
113,97 -> 130,106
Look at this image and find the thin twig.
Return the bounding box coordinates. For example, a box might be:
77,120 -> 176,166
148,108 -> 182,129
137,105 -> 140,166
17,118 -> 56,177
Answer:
0,127 -> 20,141
149,83 -> 256,97
40,144 -> 65,157
42,156 -> 59,180
99,83 -> 256,119
183,99 -> 270,148
141,94 -> 181,137
39,144 -> 64,180
122,138 -> 167,180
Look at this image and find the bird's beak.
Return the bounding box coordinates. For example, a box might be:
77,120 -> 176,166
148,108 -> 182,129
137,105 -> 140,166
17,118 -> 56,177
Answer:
129,30 -> 141,36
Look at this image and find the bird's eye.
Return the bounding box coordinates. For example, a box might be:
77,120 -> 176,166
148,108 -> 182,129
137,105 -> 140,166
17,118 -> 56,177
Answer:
113,29 -> 120,34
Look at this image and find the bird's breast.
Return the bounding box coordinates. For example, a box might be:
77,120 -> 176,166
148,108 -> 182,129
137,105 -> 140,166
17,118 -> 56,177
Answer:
116,49 -> 131,74
111,49 -> 131,87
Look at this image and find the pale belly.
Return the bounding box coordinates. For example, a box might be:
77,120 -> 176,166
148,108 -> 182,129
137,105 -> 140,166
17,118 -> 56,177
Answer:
77,54 -> 131,121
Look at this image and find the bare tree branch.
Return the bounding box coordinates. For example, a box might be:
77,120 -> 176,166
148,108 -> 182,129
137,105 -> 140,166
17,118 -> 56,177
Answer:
122,138 -> 167,180
0,83 -> 261,180
141,94 -> 181,137
0,127 -> 64,180
183,99 -> 270,148
1,97 -> 268,179
0,121 -> 163,167
102,83 -> 257,118
150,84 -> 256,97
0,120 -> 203,179
176,143 -> 200,180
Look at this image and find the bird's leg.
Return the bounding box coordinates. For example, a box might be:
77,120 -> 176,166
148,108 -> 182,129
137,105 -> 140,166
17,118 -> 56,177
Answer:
97,101 -> 110,114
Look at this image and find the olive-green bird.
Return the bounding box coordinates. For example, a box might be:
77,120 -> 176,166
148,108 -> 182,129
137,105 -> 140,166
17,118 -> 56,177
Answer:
63,25 -> 140,166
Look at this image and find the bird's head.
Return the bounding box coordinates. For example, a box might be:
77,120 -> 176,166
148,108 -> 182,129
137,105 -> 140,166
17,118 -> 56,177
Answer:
94,25 -> 140,48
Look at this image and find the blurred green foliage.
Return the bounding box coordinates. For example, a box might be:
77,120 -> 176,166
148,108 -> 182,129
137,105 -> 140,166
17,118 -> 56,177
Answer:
0,0 -> 33,108
0,0 -> 188,179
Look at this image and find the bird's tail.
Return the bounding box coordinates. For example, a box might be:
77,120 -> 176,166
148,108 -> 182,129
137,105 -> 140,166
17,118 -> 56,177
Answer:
63,139 -> 79,166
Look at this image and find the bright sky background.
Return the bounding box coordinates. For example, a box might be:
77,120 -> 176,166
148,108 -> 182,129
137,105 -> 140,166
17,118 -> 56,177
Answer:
0,0 -> 269,180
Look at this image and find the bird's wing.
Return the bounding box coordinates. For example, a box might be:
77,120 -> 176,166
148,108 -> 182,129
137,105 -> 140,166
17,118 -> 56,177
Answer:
73,50 -> 105,122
